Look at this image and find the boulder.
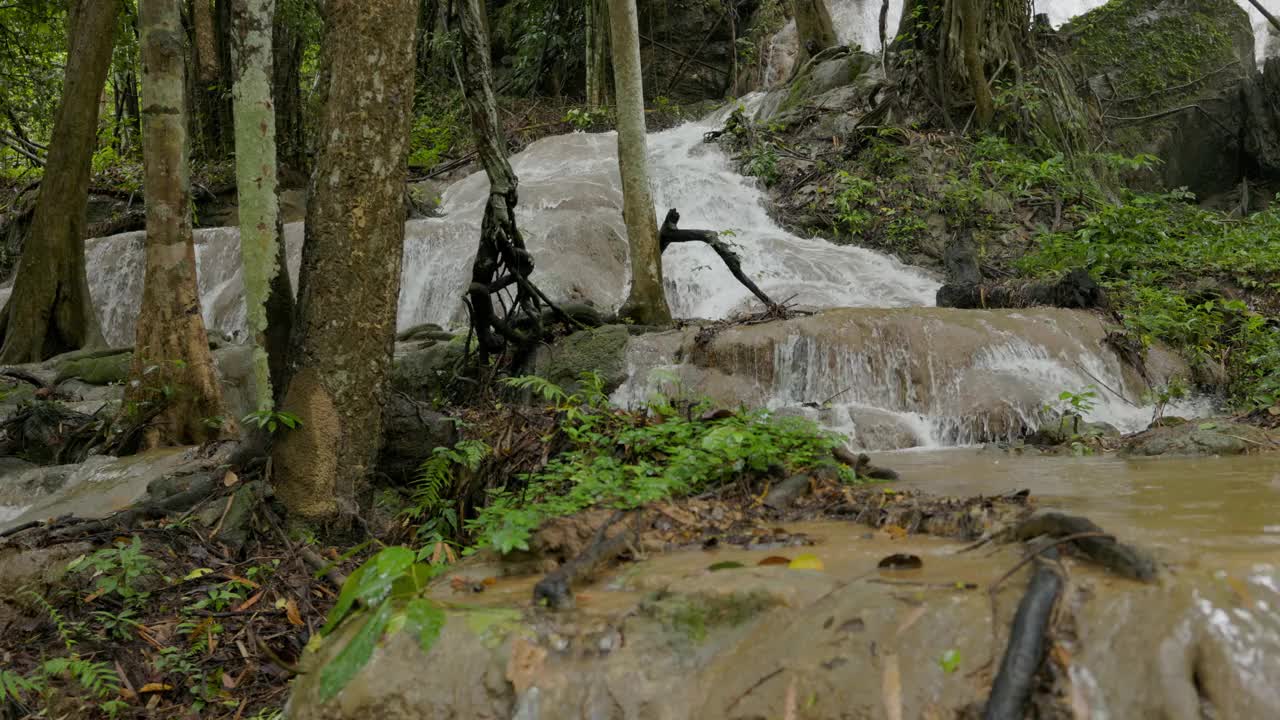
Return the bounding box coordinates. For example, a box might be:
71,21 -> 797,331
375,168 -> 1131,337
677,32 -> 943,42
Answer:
378,393 -> 458,485
1067,0 -> 1256,194
531,324 -> 632,395
52,348 -> 132,385
391,340 -> 466,400
1121,419 -> 1271,456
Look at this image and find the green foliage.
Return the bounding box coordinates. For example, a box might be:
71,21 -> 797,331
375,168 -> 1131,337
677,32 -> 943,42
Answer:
469,373 -> 859,554
831,167 -> 934,249
404,439 -> 490,550
742,142 -> 780,187
0,668 -> 45,704
1070,0 -> 1235,103
317,547 -> 448,703
23,588 -> 84,649
408,100 -> 465,169
564,107 -> 608,131
241,408 -> 303,433
1023,191 -> 1280,408
68,535 -> 156,603
41,656 -> 120,699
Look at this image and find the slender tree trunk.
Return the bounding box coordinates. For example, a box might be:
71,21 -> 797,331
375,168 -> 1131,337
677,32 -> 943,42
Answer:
193,0 -> 221,82
272,0 -> 417,521
0,0 -> 117,364
792,0 -> 836,63
271,1 -> 305,175
585,0 -> 610,107
129,0 -> 237,447
231,0 -> 290,411
960,0 -> 993,127
609,0 -> 671,325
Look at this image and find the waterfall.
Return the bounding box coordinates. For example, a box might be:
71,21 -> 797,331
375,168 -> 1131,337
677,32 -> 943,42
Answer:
78,118 -> 938,346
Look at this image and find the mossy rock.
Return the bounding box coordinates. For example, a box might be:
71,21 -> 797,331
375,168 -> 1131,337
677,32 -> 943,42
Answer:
1121,420 -> 1270,456
391,340 -> 467,400
533,324 -> 632,394
53,349 -> 132,385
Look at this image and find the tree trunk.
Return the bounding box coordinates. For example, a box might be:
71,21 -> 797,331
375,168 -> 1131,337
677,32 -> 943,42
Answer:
128,0 -> 237,447
272,0 -> 306,175
792,0 -> 836,63
271,0 -> 417,521
585,0 -> 610,107
960,0 -> 993,127
193,0 -> 221,83
231,0 -> 290,411
0,0 -> 117,364
609,0 -> 672,325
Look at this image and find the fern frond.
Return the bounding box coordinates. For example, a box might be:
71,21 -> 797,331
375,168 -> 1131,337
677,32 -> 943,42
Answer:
44,657 -> 120,699
502,374 -> 569,404
22,588 -> 76,650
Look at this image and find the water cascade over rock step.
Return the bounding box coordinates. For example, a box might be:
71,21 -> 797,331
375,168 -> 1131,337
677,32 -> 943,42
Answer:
63,118 -> 939,347
611,307 -> 1194,449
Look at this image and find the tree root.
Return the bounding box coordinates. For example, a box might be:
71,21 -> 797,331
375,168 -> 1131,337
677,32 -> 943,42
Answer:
983,548 -> 1063,720
532,510 -> 641,610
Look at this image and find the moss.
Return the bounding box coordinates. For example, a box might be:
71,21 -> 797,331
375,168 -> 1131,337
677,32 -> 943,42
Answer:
644,590 -> 778,644
535,324 -> 631,394
1068,0 -> 1244,109
54,350 -> 132,385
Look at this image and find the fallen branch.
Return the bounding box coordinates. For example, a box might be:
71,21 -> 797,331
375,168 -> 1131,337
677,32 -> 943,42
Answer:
659,208 -> 779,312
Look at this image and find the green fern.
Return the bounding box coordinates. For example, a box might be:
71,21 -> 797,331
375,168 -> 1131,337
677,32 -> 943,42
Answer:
0,668 -> 44,702
406,440 -> 490,520
42,656 -> 120,699
23,587 -> 79,650
503,374 -> 570,405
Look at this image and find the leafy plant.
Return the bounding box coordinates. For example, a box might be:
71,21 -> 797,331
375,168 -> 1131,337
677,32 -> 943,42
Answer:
404,439 -> 490,552
68,535 -> 156,604
469,373 -> 859,554
743,142 -> 780,186
42,656 -> 120,699
241,408 -> 303,433
316,547 -> 447,703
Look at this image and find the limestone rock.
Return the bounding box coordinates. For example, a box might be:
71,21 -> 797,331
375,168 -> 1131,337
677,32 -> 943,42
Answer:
1122,419 -> 1271,456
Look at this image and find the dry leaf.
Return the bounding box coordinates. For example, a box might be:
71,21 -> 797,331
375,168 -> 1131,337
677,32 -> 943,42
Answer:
83,587 -> 107,604
223,470 -> 239,487
285,598 -> 304,627
225,574 -> 260,589
139,683 -> 173,693
235,591 -> 264,613
757,555 -> 791,566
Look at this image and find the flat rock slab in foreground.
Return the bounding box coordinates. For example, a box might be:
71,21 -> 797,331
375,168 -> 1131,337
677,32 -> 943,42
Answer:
285,523 -> 1280,719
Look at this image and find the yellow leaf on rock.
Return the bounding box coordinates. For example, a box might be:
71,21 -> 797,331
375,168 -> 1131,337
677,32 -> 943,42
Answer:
789,554 -> 824,571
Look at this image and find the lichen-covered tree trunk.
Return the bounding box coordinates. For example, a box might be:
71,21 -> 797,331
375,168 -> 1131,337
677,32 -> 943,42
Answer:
792,0 -> 836,62
585,0 -> 610,107
128,0 -> 237,447
609,0 -> 672,326
231,0 -> 291,411
271,0 -> 417,521
0,0 -> 117,364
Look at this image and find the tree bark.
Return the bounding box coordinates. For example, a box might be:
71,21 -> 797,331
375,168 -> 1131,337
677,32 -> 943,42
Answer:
0,0 -> 117,364
792,0 -> 836,63
271,0 -> 417,521
231,0 -> 290,411
272,0 -> 306,175
609,0 -> 672,325
193,0 -> 221,83
129,0 -> 237,447
585,0 -> 610,107
960,0 -> 993,127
